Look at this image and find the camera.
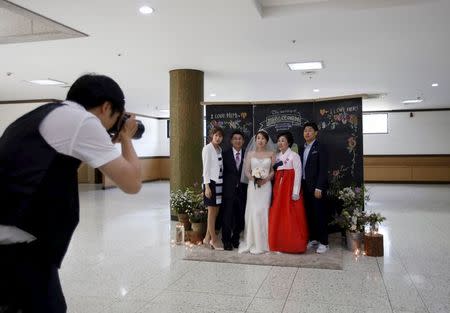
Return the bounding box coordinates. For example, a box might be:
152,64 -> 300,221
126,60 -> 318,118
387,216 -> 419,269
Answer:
108,113 -> 145,140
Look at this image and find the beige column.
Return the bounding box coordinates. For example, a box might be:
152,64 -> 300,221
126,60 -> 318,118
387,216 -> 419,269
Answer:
169,69 -> 204,217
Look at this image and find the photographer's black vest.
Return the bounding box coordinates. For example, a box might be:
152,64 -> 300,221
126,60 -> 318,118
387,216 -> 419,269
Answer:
0,103 -> 82,267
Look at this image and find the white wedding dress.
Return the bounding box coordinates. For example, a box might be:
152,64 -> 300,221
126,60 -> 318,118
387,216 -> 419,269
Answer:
238,157 -> 272,254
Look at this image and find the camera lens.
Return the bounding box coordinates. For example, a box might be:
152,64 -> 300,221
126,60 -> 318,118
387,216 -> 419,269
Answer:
107,114 -> 145,140
133,120 -> 145,139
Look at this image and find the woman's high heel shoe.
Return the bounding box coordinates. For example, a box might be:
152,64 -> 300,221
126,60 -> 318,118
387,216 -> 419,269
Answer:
209,240 -> 224,251
203,238 -> 210,247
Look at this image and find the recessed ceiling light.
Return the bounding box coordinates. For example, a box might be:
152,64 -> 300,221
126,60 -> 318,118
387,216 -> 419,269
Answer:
287,61 -> 323,71
402,98 -> 423,104
313,89 -> 320,93
159,109 -> 169,113
210,93 -> 216,97
139,6 -> 154,14
432,83 -> 439,87
28,79 -> 66,86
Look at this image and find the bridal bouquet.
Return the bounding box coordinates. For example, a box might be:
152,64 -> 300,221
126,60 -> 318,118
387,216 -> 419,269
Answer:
251,167 -> 268,189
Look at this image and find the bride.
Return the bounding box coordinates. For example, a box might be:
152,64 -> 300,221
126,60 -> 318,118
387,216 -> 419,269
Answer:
238,129 -> 276,254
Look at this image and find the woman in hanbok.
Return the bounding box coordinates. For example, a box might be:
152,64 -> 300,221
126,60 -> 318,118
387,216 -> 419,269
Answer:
268,131 -> 308,253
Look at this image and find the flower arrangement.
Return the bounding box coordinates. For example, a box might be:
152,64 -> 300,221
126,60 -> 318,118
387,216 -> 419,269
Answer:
187,206 -> 207,223
251,167 -> 268,189
333,185 -> 370,233
170,187 -> 199,215
337,208 -> 367,233
185,190 -> 206,223
366,212 -> 386,234
338,186 -> 369,211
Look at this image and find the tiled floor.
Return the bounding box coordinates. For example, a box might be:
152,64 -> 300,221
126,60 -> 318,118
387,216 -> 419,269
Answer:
60,182 -> 450,313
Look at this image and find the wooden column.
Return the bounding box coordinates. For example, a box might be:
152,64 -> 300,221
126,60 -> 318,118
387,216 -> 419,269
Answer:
169,69 -> 204,217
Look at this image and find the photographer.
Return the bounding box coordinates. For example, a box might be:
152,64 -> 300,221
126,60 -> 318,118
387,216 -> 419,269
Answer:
0,74 -> 141,312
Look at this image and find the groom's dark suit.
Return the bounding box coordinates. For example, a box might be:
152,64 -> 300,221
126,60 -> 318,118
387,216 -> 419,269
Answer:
300,140 -> 329,245
221,148 -> 247,247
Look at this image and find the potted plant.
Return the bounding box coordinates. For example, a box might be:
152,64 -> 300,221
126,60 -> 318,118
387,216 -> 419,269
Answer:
367,212 -> 386,235
170,187 -> 198,230
333,185 -> 369,251
187,201 -> 207,236
364,211 -> 386,256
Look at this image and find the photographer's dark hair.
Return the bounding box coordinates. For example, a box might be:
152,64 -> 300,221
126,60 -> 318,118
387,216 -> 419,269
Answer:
230,130 -> 245,140
303,122 -> 319,131
209,126 -> 224,138
67,74 -> 125,116
256,129 -> 269,142
277,131 -> 294,147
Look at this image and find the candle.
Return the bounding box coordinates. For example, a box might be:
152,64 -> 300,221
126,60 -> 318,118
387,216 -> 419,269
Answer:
175,223 -> 185,244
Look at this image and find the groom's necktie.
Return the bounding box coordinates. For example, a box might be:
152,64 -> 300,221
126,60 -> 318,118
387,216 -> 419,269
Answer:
235,152 -> 240,170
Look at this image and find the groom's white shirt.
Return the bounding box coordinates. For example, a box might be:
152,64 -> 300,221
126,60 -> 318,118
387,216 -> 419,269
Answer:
275,148 -> 302,197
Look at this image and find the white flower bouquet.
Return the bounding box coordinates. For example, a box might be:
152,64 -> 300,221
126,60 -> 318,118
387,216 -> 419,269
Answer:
251,167 -> 268,188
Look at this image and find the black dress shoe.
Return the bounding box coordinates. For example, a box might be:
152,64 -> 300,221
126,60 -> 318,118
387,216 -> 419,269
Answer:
232,241 -> 240,249
224,242 -> 233,251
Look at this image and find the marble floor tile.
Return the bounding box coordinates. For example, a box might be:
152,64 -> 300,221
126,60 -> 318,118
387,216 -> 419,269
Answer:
150,290 -> 252,312
66,296 -> 114,313
282,300 -> 393,313
247,298 -> 286,313
55,182 -> 450,313
255,267 -> 297,299
382,273 -> 428,313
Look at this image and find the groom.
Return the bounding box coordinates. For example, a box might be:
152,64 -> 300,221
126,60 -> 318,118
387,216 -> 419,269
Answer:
221,130 -> 247,251
300,122 -> 329,254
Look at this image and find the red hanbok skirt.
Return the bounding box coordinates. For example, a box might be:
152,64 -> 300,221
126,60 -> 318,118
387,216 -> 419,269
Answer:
268,169 -> 308,253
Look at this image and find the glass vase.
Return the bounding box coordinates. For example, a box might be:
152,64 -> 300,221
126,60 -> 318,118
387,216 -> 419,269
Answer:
346,230 -> 363,252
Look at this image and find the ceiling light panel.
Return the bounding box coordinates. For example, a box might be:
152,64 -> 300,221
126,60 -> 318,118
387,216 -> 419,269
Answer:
287,61 -> 323,71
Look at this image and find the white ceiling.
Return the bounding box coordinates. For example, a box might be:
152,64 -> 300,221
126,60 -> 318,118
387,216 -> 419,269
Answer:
0,0 -> 449,116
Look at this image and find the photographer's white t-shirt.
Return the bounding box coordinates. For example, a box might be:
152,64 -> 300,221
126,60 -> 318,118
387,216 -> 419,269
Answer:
0,100 -> 121,244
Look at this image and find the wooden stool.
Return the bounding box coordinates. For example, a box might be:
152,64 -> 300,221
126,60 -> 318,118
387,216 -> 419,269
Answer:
364,233 -> 384,257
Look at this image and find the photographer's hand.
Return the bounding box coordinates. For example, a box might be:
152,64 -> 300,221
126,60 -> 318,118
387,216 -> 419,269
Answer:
114,114 -> 138,143
100,113 -> 141,194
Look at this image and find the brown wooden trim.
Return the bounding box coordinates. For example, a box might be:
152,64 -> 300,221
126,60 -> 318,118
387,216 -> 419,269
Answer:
0,99 -> 61,105
364,155 -> 450,182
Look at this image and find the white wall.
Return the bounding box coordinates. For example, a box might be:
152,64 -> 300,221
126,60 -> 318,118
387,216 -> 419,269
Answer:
4,103 -> 448,157
0,102 -> 170,157
0,102 -> 46,135
129,117 -> 170,157
363,110 -> 450,155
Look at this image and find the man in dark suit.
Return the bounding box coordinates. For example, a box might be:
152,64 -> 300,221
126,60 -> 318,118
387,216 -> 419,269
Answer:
300,122 -> 329,254
221,130 -> 247,250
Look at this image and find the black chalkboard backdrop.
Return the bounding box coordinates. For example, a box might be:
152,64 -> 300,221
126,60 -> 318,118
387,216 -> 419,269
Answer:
205,105 -> 253,151
254,103 -> 313,147
205,97 -> 363,232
